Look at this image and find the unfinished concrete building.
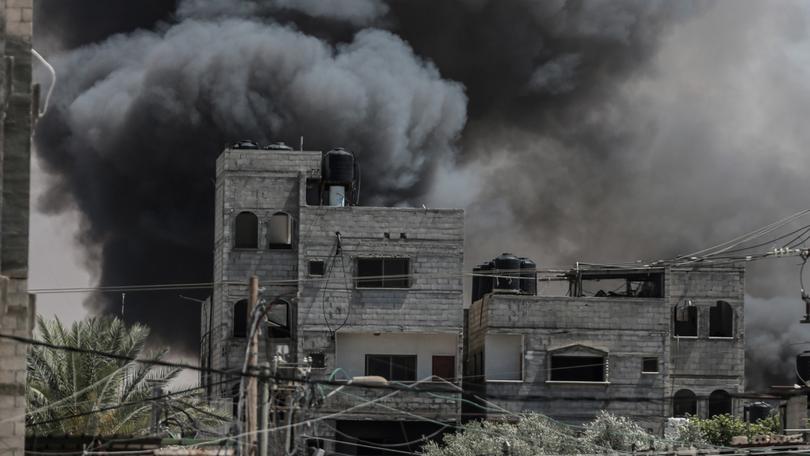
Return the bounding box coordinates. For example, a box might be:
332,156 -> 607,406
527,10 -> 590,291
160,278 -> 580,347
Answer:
201,143 -> 464,453
0,0 -> 35,453
464,259 -> 744,434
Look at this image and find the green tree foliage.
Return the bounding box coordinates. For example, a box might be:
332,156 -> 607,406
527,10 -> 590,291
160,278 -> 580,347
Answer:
688,414 -> 779,446
26,315 -> 226,436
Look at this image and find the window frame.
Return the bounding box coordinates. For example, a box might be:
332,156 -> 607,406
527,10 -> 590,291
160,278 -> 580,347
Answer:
364,354 -> 417,382
641,357 -> 659,374
673,389 -> 698,417
673,305 -> 699,338
485,334 -> 524,382
266,299 -> 291,339
232,299 -> 248,338
308,259 -> 325,276
546,345 -> 609,384
708,389 -> 732,417
709,300 -> 734,339
267,211 -> 293,249
355,257 -> 412,289
233,211 -> 260,249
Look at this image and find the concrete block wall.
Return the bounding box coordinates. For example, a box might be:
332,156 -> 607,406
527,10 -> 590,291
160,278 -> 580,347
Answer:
0,277 -> 34,454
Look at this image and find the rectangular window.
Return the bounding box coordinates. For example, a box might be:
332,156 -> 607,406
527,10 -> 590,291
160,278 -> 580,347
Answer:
485,334 -> 522,381
356,258 -> 410,288
432,355 -> 456,381
550,355 -> 606,382
365,354 -> 416,381
305,179 -> 321,206
308,260 -> 325,276
267,302 -> 290,339
642,357 -> 659,374
308,352 -> 325,369
674,306 -> 698,337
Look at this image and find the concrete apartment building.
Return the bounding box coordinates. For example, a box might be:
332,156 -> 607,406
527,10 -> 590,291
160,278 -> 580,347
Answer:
464,261 -> 745,433
201,143 -> 464,453
0,0 -> 35,453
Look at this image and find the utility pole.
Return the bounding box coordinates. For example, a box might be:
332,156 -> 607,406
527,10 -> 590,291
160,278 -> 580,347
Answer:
149,382 -> 164,435
245,275 -> 259,455
258,362 -> 271,456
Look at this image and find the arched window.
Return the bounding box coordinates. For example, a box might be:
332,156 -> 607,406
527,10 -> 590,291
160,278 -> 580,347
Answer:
233,299 -> 247,338
710,301 -> 734,337
267,299 -> 291,339
234,211 -> 259,248
708,389 -> 732,417
268,212 -> 292,248
673,389 -> 697,417
674,305 -> 697,337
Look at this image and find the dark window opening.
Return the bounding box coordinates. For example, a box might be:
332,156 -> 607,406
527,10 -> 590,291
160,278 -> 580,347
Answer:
570,272 -> 664,298
309,260 -> 325,276
432,355 -> 456,381
642,357 -> 659,373
356,258 -> 410,288
550,355 -> 606,382
708,389 -> 732,417
365,354 -> 416,381
710,300 -> 734,337
231,383 -> 240,417
673,389 -> 697,417
306,179 -> 321,206
233,299 -> 247,338
268,212 -> 292,248
234,212 -> 259,248
674,306 -> 698,337
267,300 -> 290,339
309,352 -> 325,368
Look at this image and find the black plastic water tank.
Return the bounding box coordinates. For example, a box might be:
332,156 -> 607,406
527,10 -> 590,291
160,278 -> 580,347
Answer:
797,351 -> 810,385
324,147 -> 355,184
744,402 -> 772,423
520,258 -> 537,295
479,262 -> 494,296
231,139 -> 259,149
494,253 -> 521,292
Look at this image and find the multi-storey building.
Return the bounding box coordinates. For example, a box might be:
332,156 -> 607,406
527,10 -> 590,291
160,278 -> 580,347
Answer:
202,144 -> 464,453
0,1 -> 36,453
464,262 -> 745,433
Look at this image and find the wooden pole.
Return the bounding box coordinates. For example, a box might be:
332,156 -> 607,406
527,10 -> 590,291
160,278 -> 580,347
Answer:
245,275 -> 259,455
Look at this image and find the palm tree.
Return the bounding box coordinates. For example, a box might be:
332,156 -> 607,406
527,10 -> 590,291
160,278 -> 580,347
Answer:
26,315 -> 227,436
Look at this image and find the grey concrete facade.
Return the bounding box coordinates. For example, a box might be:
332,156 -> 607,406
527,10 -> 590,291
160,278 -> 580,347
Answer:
0,1 -> 34,453
204,147 -> 464,450
465,265 -> 745,434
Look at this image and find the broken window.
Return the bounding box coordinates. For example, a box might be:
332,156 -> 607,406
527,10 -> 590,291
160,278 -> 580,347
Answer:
708,389 -> 732,417
673,389 -> 697,417
266,300 -> 290,339
550,355 -> 606,382
571,271 -> 664,298
234,211 -> 259,248
308,260 -> 325,276
356,258 -> 410,288
673,305 -> 698,337
710,300 -> 734,338
365,354 -> 416,381
642,357 -> 659,374
268,212 -> 292,248
233,299 -> 248,338
485,334 -> 522,381
432,355 -> 456,382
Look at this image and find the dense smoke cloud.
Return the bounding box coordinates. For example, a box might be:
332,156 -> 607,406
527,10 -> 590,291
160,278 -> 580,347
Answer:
34,2 -> 465,351
34,0 -> 810,387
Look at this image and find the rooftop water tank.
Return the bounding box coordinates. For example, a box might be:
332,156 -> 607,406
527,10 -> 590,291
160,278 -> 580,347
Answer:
479,262 -> 494,296
264,142 -> 293,150
231,139 -> 259,149
744,402 -> 772,424
324,147 -> 355,184
493,253 -> 521,292
520,257 -> 537,295
472,266 -> 481,304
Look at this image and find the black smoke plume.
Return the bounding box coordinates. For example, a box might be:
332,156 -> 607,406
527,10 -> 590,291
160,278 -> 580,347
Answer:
34,0 -> 810,388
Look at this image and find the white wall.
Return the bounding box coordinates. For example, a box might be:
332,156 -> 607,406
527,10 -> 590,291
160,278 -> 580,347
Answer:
485,333 -> 523,381
336,332 -> 458,381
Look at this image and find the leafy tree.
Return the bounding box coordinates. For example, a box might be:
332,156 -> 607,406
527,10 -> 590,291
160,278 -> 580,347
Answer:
26,315 -> 226,436
688,414 -> 779,446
